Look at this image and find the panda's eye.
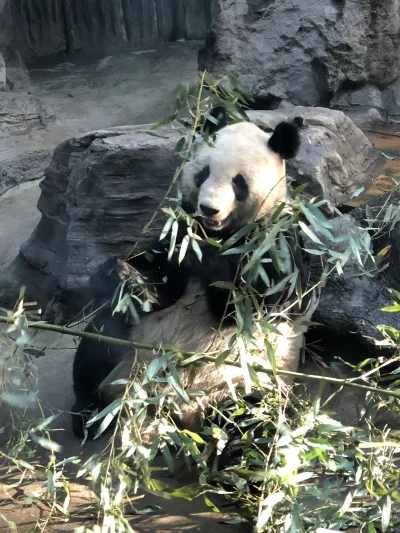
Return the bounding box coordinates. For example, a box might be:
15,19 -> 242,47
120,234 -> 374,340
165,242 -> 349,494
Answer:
194,165 -> 210,188
232,174 -> 249,202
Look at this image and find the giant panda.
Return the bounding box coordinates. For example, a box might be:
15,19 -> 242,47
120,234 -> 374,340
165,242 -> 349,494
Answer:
71,118 -> 315,445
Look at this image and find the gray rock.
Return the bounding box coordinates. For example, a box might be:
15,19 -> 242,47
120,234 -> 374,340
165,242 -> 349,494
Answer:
0,125 -> 181,317
331,86 -> 387,128
199,0 -> 400,112
0,92 -> 54,137
383,78 -> 400,123
247,108 -> 382,207
0,148 -> 52,196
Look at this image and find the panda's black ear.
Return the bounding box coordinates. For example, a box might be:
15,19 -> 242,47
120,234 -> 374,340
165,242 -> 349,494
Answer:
267,120 -> 301,160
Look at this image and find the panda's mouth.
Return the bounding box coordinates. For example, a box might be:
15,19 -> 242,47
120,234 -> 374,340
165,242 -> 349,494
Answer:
203,214 -> 232,231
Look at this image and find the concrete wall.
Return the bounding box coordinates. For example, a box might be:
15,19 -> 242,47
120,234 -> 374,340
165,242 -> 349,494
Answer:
11,0 -> 214,57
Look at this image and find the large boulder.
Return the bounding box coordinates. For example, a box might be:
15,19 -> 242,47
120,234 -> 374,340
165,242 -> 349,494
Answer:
199,1 -> 400,126
0,109 -> 381,321
247,108 -> 382,207
0,125 -> 181,318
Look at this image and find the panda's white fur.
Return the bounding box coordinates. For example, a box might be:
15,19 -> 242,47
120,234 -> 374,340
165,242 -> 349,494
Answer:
102,281 -> 312,432
71,118 -> 314,439
181,122 -> 287,233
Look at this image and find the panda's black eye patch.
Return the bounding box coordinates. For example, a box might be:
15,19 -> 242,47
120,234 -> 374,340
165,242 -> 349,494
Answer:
194,165 -> 210,188
232,174 -> 249,202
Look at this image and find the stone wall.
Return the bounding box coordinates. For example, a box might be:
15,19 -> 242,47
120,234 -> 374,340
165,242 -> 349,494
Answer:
199,0 -> 400,126
11,0 -> 215,57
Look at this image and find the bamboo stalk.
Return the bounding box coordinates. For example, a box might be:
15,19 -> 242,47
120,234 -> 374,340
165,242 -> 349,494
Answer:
1,315 -> 400,400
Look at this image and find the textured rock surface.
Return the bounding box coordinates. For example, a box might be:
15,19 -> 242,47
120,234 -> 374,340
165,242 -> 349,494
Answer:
199,0 -> 400,124
11,0 -> 214,57
383,79 -> 400,123
247,108 -> 382,207
0,125 -> 181,315
0,149 -> 52,196
0,93 -> 54,137
0,92 -> 55,195
0,109 -> 382,321
331,86 -> 387,129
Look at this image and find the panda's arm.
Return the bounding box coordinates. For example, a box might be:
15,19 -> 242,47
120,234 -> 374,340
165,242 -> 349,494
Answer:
88,220 -> 199,308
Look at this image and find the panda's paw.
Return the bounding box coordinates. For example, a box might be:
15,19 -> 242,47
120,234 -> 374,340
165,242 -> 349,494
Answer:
90,257 -> 138,300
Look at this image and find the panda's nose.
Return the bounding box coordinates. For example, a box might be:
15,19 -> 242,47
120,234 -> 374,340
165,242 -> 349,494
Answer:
200,204 -> 220,217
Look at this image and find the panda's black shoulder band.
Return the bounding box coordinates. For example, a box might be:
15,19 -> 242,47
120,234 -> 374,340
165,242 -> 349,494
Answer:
267,120 -> 301,160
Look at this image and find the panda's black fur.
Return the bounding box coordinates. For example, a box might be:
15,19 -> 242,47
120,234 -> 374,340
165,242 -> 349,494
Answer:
71,115 -> 313,457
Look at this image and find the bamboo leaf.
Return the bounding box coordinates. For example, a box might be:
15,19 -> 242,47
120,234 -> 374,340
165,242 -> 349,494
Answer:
293,183 -> 308,196
350,186 -> 365,199
211,281 -> 236,291
265,339 -> 276,375
167,369 -> 190,404
265,274 -> 292,297
381,495 -> 391,532
303,248 -> 325,255
182,429 -> 206,444
168,220 -> 179,260
174,137 -> 185,154
151,113 -> 178,130
221,245 -> 248,256
220,223 -> 257,251
191,239 -> 203,262
86,399 -> 121,426
381,304 -> 400,312
179,235 -> 190,264
298,221 -> 323,245
206,237 -> 222,248
159,216 -> 174,241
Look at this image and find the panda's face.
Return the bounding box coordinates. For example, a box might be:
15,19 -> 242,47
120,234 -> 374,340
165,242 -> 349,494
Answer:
181,121 -> 301,236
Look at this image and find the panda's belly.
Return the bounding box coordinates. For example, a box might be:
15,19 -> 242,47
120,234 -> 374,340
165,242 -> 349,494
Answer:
131,280 -> 236,359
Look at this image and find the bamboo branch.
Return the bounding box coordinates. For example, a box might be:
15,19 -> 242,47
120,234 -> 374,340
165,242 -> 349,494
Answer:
1,315 -> 400,401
